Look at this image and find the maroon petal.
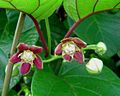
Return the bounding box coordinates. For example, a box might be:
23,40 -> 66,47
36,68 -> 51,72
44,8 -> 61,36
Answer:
30,45 -> 42,54
61,38 -> 72,44
72,38 -> 86,48
54,43 -> 62,55
33,56 -> 43,70
73,51 -> 84,64
63,54 -> 72,61
20,63 -> 31,75
17,43 -> 28,51
10,53 -> 21,64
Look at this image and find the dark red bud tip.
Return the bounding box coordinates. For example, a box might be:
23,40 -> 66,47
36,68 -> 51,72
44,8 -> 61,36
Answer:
73,51 -> 83,64
54,43 -> 62,55
33,56 -> 43,70
10,53 -> 21,64
63,54 -> 72,61
30,45 -> 42,54
72,38 -> 87,48
20,63 -> 31,75
17,43 -> 28,51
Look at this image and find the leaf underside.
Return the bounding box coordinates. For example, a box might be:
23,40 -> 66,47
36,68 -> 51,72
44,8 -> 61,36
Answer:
0,0 -> 63,21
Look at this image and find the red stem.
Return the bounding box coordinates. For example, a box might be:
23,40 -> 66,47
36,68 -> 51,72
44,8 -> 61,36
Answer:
64,14 -> 92,38
64,8 -> 120,38
29,15 -> 49,57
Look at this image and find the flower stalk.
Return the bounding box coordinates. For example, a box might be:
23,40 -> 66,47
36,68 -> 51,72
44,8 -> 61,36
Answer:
45,18 -> 51,56
2,12 -> 26,96
29,15 -> 49,57
43,55 -> 62,63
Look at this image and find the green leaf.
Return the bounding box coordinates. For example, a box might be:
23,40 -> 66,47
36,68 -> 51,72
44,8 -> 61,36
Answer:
0,10 -> 39,55
0,9 -> 7,39
63,0 -> 120,21
0,48 -> 8,93
0,0 -> 63,21
32,61 -> 120,96
68,12 -> 120,57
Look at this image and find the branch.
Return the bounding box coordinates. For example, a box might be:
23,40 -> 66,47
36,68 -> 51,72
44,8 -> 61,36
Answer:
2,12 -> 26,96
29,15 -> 49,57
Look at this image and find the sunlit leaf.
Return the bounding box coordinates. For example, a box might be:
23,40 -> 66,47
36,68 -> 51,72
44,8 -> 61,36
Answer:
0,0 -> 63,21
64,0 -> 120,21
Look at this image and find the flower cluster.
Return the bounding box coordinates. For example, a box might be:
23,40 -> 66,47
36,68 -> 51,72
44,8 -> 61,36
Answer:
10,43 -> 43,75
55,37 -> 87,64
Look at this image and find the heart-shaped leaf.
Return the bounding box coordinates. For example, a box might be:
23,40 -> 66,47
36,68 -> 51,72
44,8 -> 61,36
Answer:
63,0 -> 120,21
0,0 -> 63,21
32,61 -> 120,96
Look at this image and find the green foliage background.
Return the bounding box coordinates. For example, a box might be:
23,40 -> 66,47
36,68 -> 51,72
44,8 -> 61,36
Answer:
0,0 -> 120,96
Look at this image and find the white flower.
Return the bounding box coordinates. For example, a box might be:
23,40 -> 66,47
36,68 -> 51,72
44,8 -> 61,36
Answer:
20,50 -> 35,63
86,58 -> 103,74
63,43 -> 76,55
95,42 -> 107,55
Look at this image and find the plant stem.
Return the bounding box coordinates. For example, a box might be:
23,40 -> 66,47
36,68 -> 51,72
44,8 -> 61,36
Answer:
2,12 -> 26,96
43,55 -> 62,63
64,19 -> 81,38
45,18 -> 51,56
64,13 -> 94,38
64,8 -> 117,38
83,45 -> 97,51
29,15 -> 49,57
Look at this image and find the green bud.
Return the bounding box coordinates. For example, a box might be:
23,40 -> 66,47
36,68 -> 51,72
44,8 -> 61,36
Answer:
95,42 -> 107,55
86,58 -> 103,74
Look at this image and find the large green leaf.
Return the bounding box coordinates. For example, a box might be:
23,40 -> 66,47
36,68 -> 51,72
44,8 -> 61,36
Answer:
0,48 -> 8,93
32,61 -> 120,96
68,12 -> 120,57
63,0 -> 120,21
0,10 -> 39,55
0,0 -> 63,21
0,9 -> 7,39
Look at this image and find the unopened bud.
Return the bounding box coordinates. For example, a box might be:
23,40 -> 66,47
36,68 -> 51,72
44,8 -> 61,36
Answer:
86,58 -> 103,74
95,42 -> 107,55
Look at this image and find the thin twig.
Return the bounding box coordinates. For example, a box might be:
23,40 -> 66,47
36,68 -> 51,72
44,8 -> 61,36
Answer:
2,12 -> 26,96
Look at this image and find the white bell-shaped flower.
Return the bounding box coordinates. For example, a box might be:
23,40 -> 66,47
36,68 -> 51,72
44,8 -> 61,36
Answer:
86,58 -> 103,74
